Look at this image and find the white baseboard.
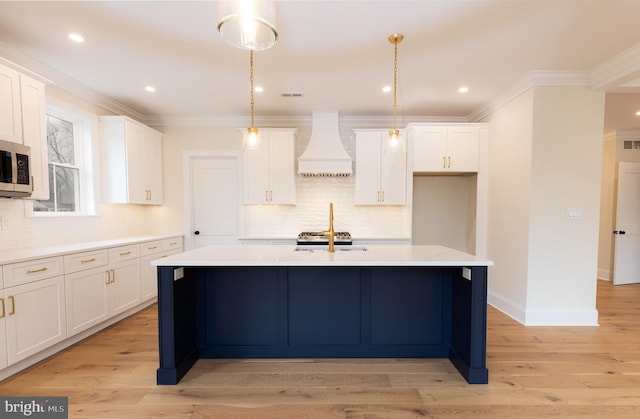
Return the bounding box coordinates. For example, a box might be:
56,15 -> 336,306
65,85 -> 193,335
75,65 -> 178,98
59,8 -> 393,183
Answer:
597,268 -> 611,281
488,291 -> 600,326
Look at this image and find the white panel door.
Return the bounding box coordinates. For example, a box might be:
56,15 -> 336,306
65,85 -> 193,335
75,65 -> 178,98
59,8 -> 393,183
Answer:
190,154 -> 242,247
613,162 -> 640,285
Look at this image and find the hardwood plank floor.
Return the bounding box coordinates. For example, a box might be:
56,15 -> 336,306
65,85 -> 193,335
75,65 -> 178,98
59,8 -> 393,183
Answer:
1,280 -> 640,418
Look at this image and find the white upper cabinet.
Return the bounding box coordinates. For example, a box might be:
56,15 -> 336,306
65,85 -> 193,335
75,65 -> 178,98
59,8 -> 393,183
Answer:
0,62 -> 22,144
100,116 -> 164,205
354,130 -> 407,205
20,75 -> 49,200
243,128 -> 296,205
411,124 -> 479,173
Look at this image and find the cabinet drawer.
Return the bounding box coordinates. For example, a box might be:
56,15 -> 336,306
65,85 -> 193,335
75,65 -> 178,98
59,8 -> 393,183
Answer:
163,237 -> 182,252
140,240 -> 163,256
64,249 -> 109,274
2,256 -> 64,288
108,244 -> 140,263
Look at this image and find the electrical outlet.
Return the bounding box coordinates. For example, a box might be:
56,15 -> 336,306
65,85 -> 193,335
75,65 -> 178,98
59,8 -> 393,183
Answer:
566,208 -> 583,220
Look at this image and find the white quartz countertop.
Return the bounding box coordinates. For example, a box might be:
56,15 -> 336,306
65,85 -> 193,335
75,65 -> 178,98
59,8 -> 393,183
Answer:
152,244 -> 493,267
0,235 -> 183,265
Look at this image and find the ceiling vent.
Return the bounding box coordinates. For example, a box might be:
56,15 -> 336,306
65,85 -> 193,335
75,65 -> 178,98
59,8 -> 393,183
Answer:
297,111 -> 353,177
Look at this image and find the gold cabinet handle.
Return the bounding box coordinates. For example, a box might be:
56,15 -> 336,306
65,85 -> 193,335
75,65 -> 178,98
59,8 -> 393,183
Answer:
8,296 -> 15,316
169,242 -> 177,246
448,156 -> 451,168
381,191 -> 384,202
119,251 -> 131,256
31,175 -> 34,191
147,246 -> 158,251
81,258 -> 96,264
0,298 -> 4,319
442,156 -> 446,168
110,269 -> 115,283
105,270 -> 111,285
27,267 -> 47,274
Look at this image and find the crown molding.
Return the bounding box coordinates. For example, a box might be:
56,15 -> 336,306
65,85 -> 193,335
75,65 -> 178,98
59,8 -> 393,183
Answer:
590,43 -> 640,90
468,70 -> 591,122
144,114 -> 469,128
0,41 -> 144,121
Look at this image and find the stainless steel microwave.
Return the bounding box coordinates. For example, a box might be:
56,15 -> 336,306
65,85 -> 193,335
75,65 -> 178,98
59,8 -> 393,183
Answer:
0,139 -> 32,198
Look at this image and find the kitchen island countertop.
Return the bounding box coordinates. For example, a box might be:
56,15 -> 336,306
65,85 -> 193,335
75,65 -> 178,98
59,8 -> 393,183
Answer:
152,244 -> 493,267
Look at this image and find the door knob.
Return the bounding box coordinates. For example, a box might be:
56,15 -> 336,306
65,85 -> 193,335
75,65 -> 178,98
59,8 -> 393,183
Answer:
620,231 -> 626,235
194,230 -> 200,235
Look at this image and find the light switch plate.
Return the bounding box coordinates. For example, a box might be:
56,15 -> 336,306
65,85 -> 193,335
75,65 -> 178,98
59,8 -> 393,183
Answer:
462,267 -> 471,281
566,208 -> 583,220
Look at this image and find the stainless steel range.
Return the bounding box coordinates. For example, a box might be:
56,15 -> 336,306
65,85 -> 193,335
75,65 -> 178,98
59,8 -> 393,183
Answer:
297,231 -> 352,245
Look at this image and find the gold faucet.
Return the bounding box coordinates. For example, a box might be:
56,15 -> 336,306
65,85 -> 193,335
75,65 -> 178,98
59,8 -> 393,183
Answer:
323,202 -> 335,252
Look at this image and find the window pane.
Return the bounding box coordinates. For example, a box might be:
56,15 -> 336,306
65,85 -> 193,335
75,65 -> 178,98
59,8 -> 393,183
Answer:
55,166 -> 79,212
33,165 -> 80,213
46,115 -> 75,165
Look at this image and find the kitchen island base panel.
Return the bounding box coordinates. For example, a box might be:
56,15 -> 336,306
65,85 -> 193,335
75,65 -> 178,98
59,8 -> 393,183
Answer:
156,265 -> 488,385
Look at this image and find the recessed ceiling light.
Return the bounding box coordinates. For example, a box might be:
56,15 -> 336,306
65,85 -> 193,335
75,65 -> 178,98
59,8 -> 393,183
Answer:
254,86 -> 263,93
145,86 -> 156,93
636,110 -> 640,116
458,86 -> 469,93
68,33 -> 84,43
382,86 -> 391,93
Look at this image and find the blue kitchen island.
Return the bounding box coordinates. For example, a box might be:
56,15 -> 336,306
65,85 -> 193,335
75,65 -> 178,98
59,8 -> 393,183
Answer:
152,245 -> 493,385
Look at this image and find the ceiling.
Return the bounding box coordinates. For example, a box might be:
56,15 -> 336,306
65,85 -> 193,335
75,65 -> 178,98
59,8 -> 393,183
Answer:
0,1 -> 639,132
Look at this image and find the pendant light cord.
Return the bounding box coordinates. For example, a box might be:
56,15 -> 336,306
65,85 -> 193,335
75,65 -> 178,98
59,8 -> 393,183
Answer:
250,50 -> 255,129
392,40 -> 398,132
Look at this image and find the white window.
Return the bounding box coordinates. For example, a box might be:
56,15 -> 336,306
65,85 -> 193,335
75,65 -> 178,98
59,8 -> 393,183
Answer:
33,105 -> 96,216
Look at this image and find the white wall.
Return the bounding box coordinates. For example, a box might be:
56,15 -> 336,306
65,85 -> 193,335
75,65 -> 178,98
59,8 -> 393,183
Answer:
484,86 -> 605,326
526,87 -> 604,325
160,124 -> 412,241
0,86 -> 167,250
484,89 -> 534,323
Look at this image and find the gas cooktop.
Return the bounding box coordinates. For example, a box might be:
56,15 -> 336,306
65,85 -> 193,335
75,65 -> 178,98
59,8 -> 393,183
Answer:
297,231 -> 352,245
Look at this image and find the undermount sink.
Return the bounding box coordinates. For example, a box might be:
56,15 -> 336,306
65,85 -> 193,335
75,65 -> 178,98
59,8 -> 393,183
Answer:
294,246 -> 368,252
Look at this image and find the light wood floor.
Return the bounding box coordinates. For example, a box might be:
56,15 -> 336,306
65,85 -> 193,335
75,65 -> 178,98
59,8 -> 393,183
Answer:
1,280 -> 640,418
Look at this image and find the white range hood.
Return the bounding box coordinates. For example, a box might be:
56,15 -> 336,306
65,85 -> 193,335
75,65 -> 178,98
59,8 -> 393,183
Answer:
297,111 -> 353,176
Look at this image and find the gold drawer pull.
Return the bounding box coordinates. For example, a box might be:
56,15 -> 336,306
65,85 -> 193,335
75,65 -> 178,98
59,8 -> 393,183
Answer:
81,258 -> 96,263
148,246 -> 158,250
169,242 -> 177,246
0,298 -> 4,318
119,251 -> 132,256
8,296 -> 15,316
27,267 -> 48,274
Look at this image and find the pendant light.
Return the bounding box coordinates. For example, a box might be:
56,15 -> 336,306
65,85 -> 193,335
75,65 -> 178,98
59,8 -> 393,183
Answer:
217,0 -> 278,51
388,33 -> 404,150
244,49 -> 260,150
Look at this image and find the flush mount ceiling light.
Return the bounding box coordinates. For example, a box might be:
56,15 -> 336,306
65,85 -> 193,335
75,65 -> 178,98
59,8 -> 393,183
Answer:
388,33 -> 404,150
217,0 -> 278,51
68,33 -> 84,43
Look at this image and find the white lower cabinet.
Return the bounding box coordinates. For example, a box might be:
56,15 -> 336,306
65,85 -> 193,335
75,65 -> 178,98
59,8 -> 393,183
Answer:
3,276 -> 66,365
140,238 -> 183,301
108,245 -> 141,317
0,235 -> 181,377
64,249 -> 110,337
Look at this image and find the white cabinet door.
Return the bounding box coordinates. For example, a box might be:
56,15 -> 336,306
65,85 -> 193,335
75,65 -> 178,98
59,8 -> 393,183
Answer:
355,130 -> 406,205
143,128 -> 164,204
447,126 -> 479,172
412,125 -> 479,173
243,128 -> 296,204
0,63 -> 22,144
108,244 -> 141,316
412,126 -> 448,172
140,249 -> 182,301
268,130 -> 296,204
101,116 -> 164,205
4,276 -> 66,365
0,291 -> 6,370
65,266 -> 109,337
20,75 -> 49,200
109,258 -> 140,316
